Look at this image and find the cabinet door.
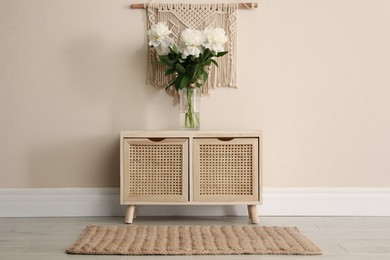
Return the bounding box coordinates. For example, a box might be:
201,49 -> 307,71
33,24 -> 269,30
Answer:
193,138 -> 259,202
122,138 -> 189,203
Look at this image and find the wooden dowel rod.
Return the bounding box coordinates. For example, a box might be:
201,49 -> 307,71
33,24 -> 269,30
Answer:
131,3 -> 147,9
130,2 -> 258,9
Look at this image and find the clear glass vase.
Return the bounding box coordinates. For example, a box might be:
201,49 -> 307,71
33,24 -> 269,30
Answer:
179,87 -> 200,130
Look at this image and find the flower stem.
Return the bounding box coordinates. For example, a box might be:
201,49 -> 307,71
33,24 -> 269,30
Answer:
186,88 -> 193,128
185,87 -> 199,129
181,87 -> 199,129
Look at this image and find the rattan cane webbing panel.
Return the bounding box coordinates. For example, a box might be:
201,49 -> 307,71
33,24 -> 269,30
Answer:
129,144 -> 182,195
124,139 -> 188,202
199,144 -> 253,195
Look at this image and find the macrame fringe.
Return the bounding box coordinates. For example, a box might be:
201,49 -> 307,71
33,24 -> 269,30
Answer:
146,3 -> 238,95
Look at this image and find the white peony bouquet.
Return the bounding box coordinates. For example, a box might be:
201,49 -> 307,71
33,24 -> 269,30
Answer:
147,22 -> 228,91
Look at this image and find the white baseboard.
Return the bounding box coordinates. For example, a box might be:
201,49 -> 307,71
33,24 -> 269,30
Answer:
1,187 -> 390,217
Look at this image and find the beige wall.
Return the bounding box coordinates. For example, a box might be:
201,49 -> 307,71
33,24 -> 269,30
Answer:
1,0 -> 390,188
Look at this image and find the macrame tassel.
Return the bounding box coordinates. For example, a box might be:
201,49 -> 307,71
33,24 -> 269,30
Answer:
146,3 -> 238,95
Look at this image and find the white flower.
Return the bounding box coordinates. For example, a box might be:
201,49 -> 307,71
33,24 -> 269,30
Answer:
181,45 -> 202,59
202,27 -> 227,53
147,22 -> 174,50
155,40 -> 171,55
179,29 -> 205,59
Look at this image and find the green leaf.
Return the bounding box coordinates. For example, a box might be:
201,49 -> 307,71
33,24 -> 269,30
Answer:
210,59 -> 218,67
187,64 -> 199,82
203,48 -> 211,57
175,63 -> 186,74
216,51 -> 228,57
202,70 -> 209,81
171,45 -> 178,54
175,75 -> 183,91
180,75 -> 190,89
165,68 -> 175,76
159,55 -> 174,66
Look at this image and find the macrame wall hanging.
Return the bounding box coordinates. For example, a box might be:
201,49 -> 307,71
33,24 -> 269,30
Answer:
131,2 -> 258,95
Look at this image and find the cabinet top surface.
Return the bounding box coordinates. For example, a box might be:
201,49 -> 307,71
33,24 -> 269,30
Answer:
121,130 -> 262,138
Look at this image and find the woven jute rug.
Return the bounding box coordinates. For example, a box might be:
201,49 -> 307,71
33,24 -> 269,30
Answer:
66,225 -> 322,255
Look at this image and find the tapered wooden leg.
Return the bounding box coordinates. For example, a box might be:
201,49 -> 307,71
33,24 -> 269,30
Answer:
125,205 -> 135,224
133,206 -> 138,219
247,205 -> 259,224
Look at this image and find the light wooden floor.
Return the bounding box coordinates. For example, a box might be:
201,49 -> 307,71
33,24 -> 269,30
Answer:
1,216 -> 390,259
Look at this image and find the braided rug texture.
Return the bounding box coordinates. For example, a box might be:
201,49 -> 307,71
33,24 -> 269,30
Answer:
66,225 -> 321,255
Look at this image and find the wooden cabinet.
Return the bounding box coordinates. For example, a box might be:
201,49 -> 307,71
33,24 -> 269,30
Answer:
120,131 -> 262,224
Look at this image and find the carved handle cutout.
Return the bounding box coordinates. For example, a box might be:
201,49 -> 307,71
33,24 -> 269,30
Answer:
217,138 -> 234,142
148,138 -> 165,142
